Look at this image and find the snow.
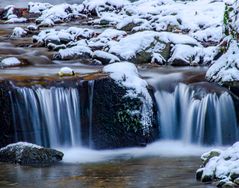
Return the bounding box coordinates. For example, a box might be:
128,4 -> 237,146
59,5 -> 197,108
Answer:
5,17 -> 27,23
0,0 -> 229,66
58,67 -> 74,76
55,45 -> 93,60
82,0 -> 130,16
1,57 -> 21,66
0,142 -> 42,152
33,27 -> 95,46
108,31 -> 200,61
198,142 -> 239,186
93,50 -> 120,63
11,27 -> 27,38
96,29 -> 126,40
206,40 -> 239,84
35,4 -> 84,25
28,2 -> 53,14
3,5 -> 27,23
169,44 -> 218,65
103,62 -> 153,133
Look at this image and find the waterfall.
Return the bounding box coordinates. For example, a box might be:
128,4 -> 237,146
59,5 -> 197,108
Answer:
10,87 -> 82,148
155,84 -> 238,145
88,80 -> 94,148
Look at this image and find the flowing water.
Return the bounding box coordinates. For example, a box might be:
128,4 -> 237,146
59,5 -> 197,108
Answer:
9,67 -> 239,148
1,67 -> 238,188
155,83 -> 238,145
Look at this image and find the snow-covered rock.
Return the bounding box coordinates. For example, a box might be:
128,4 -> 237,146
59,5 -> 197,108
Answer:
33,27 -> 95,47
3,5 -> 27,23
206,40 -> 239,84
108,31 -> 199,64
35,4 -> 85,25
28,2 -> 53,14
1,57 -> 21,67
103,62 -> 153,133
93,50 -> 120,64
11,27 -> 27,38
196,142 -> 239,187
82,0 -> 130,16
0,142 -> 63,166
58,67 -> 75,76
169,44 -> 218,66
54,45 -> 93,60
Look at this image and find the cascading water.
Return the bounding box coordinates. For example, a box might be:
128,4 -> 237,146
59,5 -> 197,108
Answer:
10,87 -> 82,148
155,83 -> 238,145
88,80 -> 94,148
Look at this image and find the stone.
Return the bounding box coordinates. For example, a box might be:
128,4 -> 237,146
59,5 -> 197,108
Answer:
58,67 -> 75,77
196,168 -> 204,181
222,181 -> 236,188
0,142 -> 63,166
88,78 -> 159,149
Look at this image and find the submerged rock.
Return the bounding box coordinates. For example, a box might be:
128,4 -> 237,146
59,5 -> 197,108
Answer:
0,142 -> 63,166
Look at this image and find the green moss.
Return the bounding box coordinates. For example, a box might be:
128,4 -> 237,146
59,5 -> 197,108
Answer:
115,96 -> 143,132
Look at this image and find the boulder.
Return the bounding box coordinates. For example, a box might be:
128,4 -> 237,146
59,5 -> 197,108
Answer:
0,142 -> 63,166
90,77 -> 159,149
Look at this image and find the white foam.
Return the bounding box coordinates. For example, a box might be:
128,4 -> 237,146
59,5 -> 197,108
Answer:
60,141 -> 226,163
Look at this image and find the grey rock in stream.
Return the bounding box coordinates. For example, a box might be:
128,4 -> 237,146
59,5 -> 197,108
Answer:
0,142 -> 63,166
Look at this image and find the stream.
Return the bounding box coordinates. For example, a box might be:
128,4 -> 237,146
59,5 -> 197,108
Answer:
0,156 -> 214,188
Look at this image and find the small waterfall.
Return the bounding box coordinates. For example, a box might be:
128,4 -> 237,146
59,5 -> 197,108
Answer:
88,80 -> 94,148
155,84 -> 238,145
10,87 -> 82,148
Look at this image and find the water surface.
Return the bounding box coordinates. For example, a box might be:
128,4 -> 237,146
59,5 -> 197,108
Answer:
0,156 -> 214,188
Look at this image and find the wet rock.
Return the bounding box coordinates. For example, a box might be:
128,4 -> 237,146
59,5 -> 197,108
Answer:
221,181 -> 236,188
90,77 -> 159,149
196,168 -> 204,181
233,177 -> 239,185
0,142 -> 63,166
201,174 -> 213,183
47,43 -> 66,51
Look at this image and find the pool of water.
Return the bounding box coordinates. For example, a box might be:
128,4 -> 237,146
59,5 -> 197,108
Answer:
0,156 -> 214,188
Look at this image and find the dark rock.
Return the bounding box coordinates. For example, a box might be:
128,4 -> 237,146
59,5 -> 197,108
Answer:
0,142 -> 63,166
89,78 -> 159,149
196,168 -> 204,181
201,174 -> 213,182
0,76 -> 159,150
